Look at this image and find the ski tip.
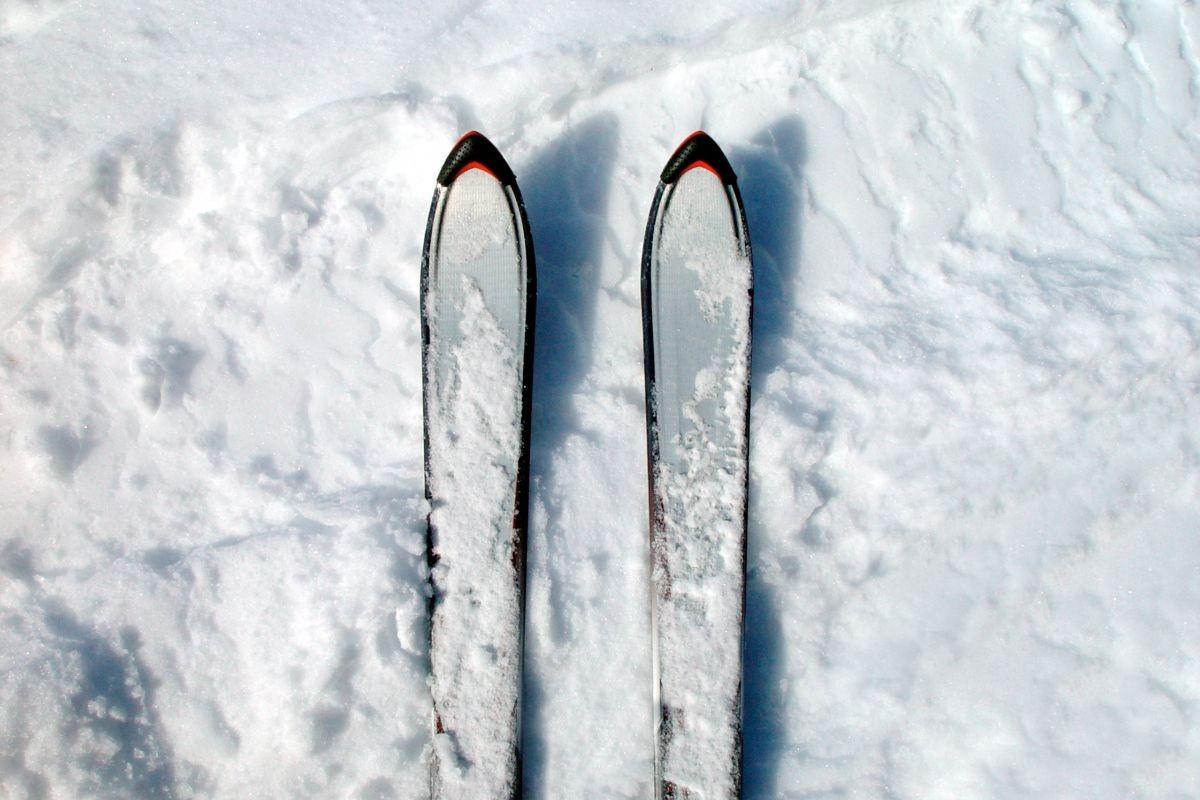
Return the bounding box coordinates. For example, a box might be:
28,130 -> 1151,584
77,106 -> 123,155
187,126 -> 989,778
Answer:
437,131 -> 517,187
659,131 -> 738,186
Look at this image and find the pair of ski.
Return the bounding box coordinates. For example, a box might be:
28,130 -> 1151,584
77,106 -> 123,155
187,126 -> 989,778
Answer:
421,131 -> 752,799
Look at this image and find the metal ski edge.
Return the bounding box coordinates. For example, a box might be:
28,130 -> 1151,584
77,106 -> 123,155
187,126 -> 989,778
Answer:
640,160 -> 754,800
640,180 -> 668,800
420,154 -> 537,800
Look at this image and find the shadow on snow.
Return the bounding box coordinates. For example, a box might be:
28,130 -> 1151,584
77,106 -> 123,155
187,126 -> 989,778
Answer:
519,112 -> 620,795
733,115 -> 808,800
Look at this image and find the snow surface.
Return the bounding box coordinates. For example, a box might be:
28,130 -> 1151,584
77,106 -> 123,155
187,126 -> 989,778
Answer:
2,1 -> 1199,798
647,165 -> 753,799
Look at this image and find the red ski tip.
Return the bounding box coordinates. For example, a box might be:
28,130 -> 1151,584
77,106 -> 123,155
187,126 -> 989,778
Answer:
456,160 -> 499,179
680,161 -> 722,179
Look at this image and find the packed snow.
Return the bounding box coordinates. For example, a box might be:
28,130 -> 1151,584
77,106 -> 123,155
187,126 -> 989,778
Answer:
646,164 -> 753,798
2,1 -> 1199,799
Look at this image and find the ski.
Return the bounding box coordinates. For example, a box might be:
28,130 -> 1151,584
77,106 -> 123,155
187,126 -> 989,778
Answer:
421,131 -> 535,800
641,132 -> 753,800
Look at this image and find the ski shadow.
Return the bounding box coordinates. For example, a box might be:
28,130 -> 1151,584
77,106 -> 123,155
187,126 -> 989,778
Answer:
523,113 -> 618,455
518,113 -> 619,795
43,603 -> 184,798
736,116 -> 807,383
730,116 -> 807,799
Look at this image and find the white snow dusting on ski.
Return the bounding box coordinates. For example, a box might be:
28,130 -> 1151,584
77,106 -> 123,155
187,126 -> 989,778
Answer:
426,281 -> 522,799
2,1 -> 1199,798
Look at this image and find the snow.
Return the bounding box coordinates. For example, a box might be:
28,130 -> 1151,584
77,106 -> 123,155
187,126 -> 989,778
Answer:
1,1 -> 1199,799
426,278 -> 523,798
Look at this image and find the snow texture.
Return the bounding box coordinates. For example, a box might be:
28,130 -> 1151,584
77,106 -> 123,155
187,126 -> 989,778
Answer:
2,1 -> 1199,799
647,166 -> 753,799
424,169 -> 527,799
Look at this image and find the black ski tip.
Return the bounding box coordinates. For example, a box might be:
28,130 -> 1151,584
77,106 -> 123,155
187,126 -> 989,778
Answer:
659,131 -> 737,186
436,131 -> 517,187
